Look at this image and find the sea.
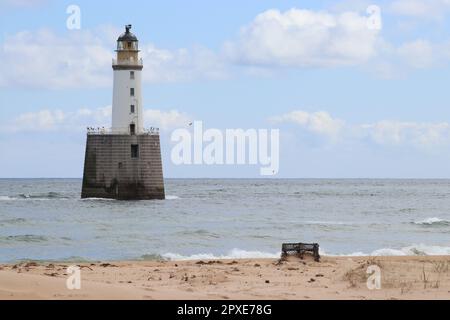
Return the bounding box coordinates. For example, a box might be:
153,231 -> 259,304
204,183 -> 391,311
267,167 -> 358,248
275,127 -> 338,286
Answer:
0,179 -> 449,263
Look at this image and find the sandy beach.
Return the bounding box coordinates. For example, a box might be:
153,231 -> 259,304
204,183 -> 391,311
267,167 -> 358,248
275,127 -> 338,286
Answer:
0,255 -> 449,300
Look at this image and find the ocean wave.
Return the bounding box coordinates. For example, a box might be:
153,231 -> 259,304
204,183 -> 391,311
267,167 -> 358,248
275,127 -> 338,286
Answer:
0,218 -> 27,225
340,244 -> 450,256
161,249 -> 279,261
303,220 -> 355,226
165,195 -> 180,200
156,244 -> 450,261
412,217 -> 450,226
0,192 -> 70,201
18,192 -> 69,199
0,235 -> 49,243
13,256 -> 93,264
176,229 -> 221,238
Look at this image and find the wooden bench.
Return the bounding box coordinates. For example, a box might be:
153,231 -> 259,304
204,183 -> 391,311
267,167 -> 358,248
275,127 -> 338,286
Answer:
281,243 -> 320,262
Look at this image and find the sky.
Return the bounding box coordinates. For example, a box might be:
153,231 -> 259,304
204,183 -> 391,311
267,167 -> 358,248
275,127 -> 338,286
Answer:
2,0 -> 450,178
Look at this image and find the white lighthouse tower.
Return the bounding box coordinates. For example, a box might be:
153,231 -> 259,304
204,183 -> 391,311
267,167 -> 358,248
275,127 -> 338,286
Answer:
112,25 -> 144,134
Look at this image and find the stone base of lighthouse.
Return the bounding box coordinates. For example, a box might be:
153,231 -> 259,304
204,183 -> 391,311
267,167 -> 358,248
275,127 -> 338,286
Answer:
81,134 -> 165,200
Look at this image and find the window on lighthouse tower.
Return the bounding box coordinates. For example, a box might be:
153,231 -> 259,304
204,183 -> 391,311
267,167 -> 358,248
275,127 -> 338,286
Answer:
131,144 -> 139,158
130,88 -> 135,96
130,71 -> 135,80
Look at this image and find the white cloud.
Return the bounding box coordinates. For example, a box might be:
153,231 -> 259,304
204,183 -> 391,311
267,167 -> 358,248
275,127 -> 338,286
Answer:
390,0 -> 450,19
362,120 -> 450,146
0,0 -> 47,8
1,106 -> 112,132
270,111 -> 345,139
362,37 -> 450,78
271,110 -> 450,148
397,39 -> 434,69
0,106 -> 192,133
0,27 -> 226,89
2,6 -> 450,89
224,8 -> 381,67
144,109 -> 191,130
0,28 -> 114,89
14,109 -> 67,131
140,44 -> 227,83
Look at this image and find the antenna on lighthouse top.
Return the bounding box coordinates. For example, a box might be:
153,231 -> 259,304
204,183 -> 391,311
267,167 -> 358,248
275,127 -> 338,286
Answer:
125,24 -> 132,33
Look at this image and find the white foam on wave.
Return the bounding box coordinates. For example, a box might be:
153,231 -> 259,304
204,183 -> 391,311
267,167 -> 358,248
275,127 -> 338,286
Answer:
0,196 -> 50,201
0,195 -> 66,201
165,195 -> 180,200
162,248 -> 279,261
340,244 -> 450,257
413,217 -> 450,225
158,243 -> 450,261
304,220 -> 354,226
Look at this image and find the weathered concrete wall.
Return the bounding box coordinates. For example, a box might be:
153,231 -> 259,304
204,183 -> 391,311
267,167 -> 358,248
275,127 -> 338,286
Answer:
81,134 -> 165,200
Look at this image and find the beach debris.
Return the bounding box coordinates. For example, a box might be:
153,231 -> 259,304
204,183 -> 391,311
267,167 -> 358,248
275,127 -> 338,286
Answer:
227,260 -> 238,265
265,280 -> 270,284
254,263 -> 261,267
24,262 -> 38,268
316,273 -> 324,277
274,259 -> 284,266
308,278 -> 316,283
99,263 -> 117,268
80,265 -> 93,270
281,243 -> 320,262
196,260 -> 223,265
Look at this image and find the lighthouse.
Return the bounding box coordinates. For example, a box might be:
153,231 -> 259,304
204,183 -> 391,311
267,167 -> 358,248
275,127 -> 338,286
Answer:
81,25 -> 165,200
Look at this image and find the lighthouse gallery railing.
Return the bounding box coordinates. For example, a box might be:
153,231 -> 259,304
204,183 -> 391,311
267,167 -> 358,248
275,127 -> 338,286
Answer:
87,127 -> 159,135
112,58 -> 143,66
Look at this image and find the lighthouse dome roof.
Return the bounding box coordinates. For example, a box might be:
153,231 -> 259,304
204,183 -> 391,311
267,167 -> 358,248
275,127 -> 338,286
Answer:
118,25 -> 138,42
